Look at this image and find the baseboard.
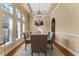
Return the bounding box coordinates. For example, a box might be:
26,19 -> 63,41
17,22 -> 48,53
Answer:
5,41 -> 24,56
54,40 -> 74,56
55,40 -> 79,56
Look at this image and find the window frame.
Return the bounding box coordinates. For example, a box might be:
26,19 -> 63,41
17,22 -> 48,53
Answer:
2,15 -> 13,45
2,3 -> 13,14
16,19 -> 21,40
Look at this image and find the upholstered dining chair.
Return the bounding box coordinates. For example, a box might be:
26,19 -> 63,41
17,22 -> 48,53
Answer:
23,32 -> 31,50
30,35 -> 47,56
47,32 -> 53,49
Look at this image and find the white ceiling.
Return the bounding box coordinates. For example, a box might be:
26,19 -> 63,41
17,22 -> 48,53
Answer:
29,3 -> 52,15
30,3 -> 51,12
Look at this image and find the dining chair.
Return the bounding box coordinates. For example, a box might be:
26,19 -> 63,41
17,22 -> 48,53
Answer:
47,32 -> 53,49
23,32 -> 31,50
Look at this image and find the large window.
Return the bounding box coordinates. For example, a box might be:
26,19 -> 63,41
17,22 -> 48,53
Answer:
3,15 -> 13,44
2,3 -> 13,14
16,19 -> 21,40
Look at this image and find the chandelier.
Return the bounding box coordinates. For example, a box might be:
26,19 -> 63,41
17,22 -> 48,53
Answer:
35,4 -> 43,26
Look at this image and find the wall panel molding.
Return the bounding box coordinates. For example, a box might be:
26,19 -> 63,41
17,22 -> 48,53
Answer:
56,32 -> 79,40
56,40 -> 79,56
56,32 -> 79,56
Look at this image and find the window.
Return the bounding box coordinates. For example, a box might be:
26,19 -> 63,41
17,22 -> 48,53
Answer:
3,15 -> 13,44
2,3 -> 13,14
15,9 -> 20,18
16,19 -> 21,40
15,9 -> 21,40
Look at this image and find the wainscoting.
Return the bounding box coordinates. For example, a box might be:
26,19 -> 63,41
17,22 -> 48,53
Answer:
55,32 -> 79,56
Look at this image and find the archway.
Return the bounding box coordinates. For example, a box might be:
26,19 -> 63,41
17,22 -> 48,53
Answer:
51,18 -> 55,42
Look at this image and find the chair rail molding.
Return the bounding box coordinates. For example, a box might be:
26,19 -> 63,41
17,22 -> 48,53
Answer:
56,32 -> 79,40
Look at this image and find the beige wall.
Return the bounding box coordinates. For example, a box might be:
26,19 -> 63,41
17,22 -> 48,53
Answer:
0,4 -> 29,55
50,3 -> 79,55
29,16 -> 38,33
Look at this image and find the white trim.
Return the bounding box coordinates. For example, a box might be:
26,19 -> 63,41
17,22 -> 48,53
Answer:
5,41 -> 12,46
56,40 -> 79,56
56,32 -> 79,38
50,3 -> 61,16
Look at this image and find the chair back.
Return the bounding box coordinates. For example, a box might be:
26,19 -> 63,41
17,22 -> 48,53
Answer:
23,33 -> 27,40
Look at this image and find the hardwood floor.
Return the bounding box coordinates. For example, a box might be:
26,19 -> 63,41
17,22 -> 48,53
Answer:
54,42 -> 74,56
5,41 -> 74,56
5,41 -> 24,56
14,44 -> 64,56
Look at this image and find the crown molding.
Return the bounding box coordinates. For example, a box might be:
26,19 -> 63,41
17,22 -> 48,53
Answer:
50,3 -> 61,16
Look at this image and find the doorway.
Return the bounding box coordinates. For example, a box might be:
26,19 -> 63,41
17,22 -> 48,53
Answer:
51,18 -> 55,42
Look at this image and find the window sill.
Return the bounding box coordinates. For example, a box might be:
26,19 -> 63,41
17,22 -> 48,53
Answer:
2,41 -> 12,47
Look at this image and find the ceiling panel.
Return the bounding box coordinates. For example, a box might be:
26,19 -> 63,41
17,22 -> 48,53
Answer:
29,3 -> 58,15
29,3 -> 52,14
29,3 -> 51,11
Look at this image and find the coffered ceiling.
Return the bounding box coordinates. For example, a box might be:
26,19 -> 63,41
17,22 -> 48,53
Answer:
29,3 -> 58,15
